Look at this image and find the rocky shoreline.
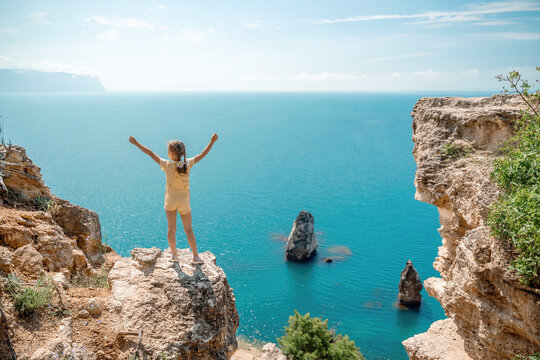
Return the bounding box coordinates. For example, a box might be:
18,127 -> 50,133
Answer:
403,94 -> 540,359
0,145 -> 239,359
2,94 -> 538,360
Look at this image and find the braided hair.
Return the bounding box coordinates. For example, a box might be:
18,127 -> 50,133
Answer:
167,140 -> 188,174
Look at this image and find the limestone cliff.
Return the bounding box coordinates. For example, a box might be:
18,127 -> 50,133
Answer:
0,145 -> 239,359
402,95 -> 540,360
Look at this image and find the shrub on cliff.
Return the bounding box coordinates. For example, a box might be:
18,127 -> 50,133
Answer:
33,196 -> 60,214
442,141 -> 472,159
278,310 -> 364,360
6,274 -> 54,315
488,68 -> 540,287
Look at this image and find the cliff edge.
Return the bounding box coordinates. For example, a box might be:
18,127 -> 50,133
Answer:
402,94 -> 540,360
0,145 -> 239,359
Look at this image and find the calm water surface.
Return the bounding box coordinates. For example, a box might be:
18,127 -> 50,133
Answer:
0,91 -> 493,359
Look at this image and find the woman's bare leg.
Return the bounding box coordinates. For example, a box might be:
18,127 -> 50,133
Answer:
166,210 -> 179,259
180,212 -> 200,259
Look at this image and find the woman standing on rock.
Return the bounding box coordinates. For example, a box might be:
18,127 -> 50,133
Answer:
128,133 -> 218,264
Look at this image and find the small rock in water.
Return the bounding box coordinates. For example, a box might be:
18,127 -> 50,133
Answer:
398,260 -> 422,307
323,257 -> 333,263
285,211 -> 318,261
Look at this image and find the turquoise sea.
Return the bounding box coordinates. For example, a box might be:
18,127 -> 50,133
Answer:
1,92 -> 493,359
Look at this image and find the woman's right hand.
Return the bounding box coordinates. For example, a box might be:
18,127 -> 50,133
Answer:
211,133 -> 218,143
129,136 -> 137,145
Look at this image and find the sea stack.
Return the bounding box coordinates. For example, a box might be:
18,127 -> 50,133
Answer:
285,211 -> 318,261
398,260 -> 422,307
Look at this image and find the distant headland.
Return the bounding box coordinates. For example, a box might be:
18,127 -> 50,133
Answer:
0,69 -> 105,93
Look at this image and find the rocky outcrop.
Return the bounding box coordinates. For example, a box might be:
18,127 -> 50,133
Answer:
29,317 -> 97,360
398,260 -> 422,307
403,95 -> 540,359
52,199 -> 104,265
262,343 -> 287,360
231,342 -> 287,360
285,211 -> 317,261
1,145 -> 239,359
0,306 -> 16,360
402,318 -> 471,360
0,145 -> 52,200
0,145 -> 105,267
108,247 -> 239,359
12,244 -> 44,277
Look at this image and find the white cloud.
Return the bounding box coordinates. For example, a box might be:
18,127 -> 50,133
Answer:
157,5 -> 167,10
243,75 -> 276,81
85,15 -> 155,29
29,10 -> 53,25
243,22 -> 264,29
0,55 -> 15,63
241,20 -> 280,30
0,28 -> 18,34
291,72 -> 357,81
388,70 -> 443,79
0,55 -> 96,75
177,27 -> 215,43
364,52 -> 432,63
98,29 -> 121,40
460,69 -> 480,76
471,20 -> 518,26
236,68 -> 488,90
468,31 -> 540,39
313,1 -> 540,25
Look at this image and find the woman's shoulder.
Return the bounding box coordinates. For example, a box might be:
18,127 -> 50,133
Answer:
159,158 -> 172,171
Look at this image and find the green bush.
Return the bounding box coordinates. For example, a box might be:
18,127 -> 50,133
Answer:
6,188 -> 25,202
514,352 -> 540,360
487,68 -> 540,287
278,310 -> 363,360
6,274 -> 54,315
33,196 -> 59,214
442,141 -> 472,159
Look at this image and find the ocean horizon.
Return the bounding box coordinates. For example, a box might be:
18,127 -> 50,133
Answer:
1,91 -> 495,359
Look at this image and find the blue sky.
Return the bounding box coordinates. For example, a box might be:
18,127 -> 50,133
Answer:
1,0 -> 539,91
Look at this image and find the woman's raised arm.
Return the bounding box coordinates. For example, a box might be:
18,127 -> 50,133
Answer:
193,133 -> 218,165
129,136 -> 160,165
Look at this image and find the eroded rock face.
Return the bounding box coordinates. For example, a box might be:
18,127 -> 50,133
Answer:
0,145 -> 103,266
0,208 -> 76,272
12,244 -> 43,277
108,248 -> 239,359
398,260 -> 422,307
285,211 -> 317,261
403,95 -> 540,359
0,246 -> 12,272
0,306 -> 16,360
53,199 -> 104,265
1,145 -> 52,201
402,318 -> 471,360
262,342 -> 287,360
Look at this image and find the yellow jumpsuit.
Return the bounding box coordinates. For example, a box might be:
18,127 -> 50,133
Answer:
160,157 -> 195,214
